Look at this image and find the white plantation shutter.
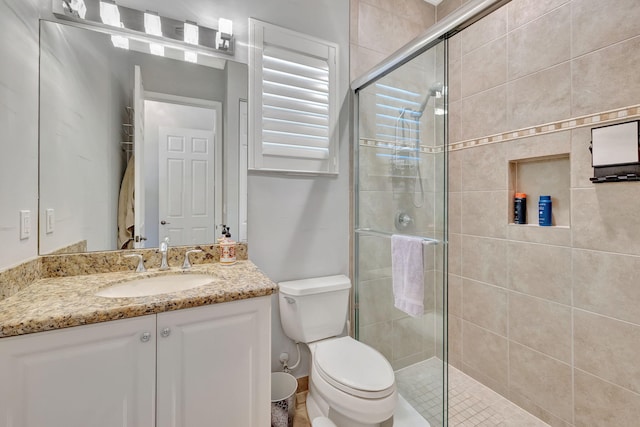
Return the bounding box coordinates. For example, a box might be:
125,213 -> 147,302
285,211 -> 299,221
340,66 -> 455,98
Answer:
249,19 -> 339,174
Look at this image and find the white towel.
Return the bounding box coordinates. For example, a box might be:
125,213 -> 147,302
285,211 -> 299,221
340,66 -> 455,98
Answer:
392,234 -> 424,317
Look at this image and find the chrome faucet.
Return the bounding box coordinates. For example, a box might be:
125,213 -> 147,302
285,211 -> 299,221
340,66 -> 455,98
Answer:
159,237 -> 170,270
124,253 -> 146,273
183,249 -> 203,270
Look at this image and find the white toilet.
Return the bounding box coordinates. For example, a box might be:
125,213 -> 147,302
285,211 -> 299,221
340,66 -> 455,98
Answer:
279,275 -> 397,427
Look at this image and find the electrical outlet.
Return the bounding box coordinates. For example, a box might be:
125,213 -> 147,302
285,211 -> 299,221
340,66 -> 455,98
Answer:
46,208 -> 55,234
20,210 -> 31,240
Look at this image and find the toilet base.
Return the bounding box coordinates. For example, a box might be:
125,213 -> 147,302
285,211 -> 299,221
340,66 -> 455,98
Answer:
307,380 -> 392,427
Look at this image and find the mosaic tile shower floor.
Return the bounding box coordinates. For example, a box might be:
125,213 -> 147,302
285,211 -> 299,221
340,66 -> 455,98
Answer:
395,358 -> 550,427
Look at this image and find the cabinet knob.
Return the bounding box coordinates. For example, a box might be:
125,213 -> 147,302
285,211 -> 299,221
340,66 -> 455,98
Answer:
140,332 -> 151,342
161,327 -> 171,338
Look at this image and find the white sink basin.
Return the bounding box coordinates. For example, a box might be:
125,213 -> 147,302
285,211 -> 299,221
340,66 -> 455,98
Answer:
96,274 -> 216,298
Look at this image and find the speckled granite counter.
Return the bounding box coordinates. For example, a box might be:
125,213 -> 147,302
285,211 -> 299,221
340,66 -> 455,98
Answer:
0,261 -> 277,338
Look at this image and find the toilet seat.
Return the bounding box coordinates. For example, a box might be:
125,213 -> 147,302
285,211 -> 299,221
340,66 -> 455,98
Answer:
312,337 -> 395,399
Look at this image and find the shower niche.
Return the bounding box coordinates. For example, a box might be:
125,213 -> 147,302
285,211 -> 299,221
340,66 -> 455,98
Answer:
509,154 -> 570,228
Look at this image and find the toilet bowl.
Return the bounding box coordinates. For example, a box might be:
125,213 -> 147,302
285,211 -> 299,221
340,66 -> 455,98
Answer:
278,275 -> 397,427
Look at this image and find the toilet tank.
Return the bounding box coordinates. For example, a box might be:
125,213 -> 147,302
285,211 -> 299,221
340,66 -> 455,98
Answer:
278,275 -> 351,343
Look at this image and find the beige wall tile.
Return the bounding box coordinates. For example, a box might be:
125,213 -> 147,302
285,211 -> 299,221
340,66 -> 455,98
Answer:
357,2 -> 425,56
508,389 -> 575,427
574,369 -> 640,427
572,0 -> 640,57
507,4 -> 570,80
573,249 -> 640,325
359,320 -> 393,360
572,35 -> 640,117
357,235 -> 391,281
461,4 -> 507,55
358,190 -> 394,230
461,142 -> 507,191
448,57 -> 461,103
436,0 -> 462,22
358,277 -> 395,326
461,36 -> 507,98
462,321 -> 509,388
358,145 -> 393,192
461,190 -> 508,238
449,314 -> 463,367
461,362 -> 509,398
361,0 -> 435,28
461,235 -> 507,287
448,32 -> 462,63
509,293 -> 572,362
507,241 -> 571,304
350,44 -> 387,83
392,315 -> 429,360
448,191 -> 462,234
448,149 -> 462,192
448,100 -> 463,143
570,126 -> 595,189
462,278 -> 508,336
509,342 -> 573,423
572,186 -> 640,256
507,62 -> 571,130
574,309 -> 640,394
506,130 -> 571,161
507,0 -> 570,29
350,0 -> 359,45
448,273 -> 463,317
448,232 -> 462,276
461,85 -> 508,140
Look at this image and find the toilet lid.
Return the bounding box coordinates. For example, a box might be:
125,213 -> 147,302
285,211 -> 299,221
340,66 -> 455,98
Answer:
314,337 -> 395,398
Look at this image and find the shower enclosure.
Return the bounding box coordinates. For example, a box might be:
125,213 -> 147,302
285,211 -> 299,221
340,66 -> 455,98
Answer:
353,37 -> 448,426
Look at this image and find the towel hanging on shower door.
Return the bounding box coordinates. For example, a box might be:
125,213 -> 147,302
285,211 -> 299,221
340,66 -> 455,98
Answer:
391,234 -> 424,317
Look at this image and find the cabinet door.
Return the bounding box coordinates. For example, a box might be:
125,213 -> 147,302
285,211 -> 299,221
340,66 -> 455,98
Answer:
0,315 -> 156,427
157,297 -> 271,427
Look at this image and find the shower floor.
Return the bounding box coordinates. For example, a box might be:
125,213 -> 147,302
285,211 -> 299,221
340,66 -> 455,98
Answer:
395,358 -> 550,426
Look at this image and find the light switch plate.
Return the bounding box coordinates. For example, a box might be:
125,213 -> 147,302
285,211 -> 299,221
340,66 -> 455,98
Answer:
46,208 -> 55,234
20,210 -> 31,240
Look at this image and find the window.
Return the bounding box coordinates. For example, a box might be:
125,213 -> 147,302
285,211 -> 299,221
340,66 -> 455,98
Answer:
249,19 -> 339,174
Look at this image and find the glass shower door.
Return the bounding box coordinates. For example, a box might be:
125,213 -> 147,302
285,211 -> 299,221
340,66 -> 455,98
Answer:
354,38 -> 447,427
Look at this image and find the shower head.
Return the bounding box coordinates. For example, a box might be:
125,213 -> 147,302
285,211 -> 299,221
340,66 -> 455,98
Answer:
410,82 -> 444,118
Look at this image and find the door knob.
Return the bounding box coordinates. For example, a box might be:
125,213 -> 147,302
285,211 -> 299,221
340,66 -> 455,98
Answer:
160,220 -> 170,225
161,327 -> 171,337
140,332 -> 151,342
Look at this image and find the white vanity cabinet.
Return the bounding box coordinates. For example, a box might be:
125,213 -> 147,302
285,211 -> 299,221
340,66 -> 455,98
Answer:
0,296 -> 271,427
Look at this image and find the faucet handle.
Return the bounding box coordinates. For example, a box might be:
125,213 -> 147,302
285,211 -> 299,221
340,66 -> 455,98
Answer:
183,249 -> 203,269
125,254 -> 146,273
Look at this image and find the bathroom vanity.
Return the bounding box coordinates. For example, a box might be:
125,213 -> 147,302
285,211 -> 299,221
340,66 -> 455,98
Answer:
0,261 -> 276,427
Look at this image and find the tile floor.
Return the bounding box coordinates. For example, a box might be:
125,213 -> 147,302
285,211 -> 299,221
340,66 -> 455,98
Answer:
396,358 -> 550,427
295,358 -> 550,427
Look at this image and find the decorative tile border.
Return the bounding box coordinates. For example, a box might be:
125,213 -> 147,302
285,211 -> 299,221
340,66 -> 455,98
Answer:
359,138 -> 443,154
448,105 -> 640,151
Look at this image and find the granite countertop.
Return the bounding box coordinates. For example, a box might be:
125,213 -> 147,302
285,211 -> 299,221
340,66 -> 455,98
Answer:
0,261 -> 277,338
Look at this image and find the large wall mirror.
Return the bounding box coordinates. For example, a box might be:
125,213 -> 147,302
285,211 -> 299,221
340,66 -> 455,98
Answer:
38,19 -> 248,255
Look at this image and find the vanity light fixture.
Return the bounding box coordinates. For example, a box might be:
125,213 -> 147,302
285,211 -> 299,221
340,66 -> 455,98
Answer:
184,21 -> 199,63
63,0 -> 86,19
144,11 -> 163,36
111,33 -> 129,50
99,0 -> 120,27
144,11 -> 164,56
216,18 -> 233,51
